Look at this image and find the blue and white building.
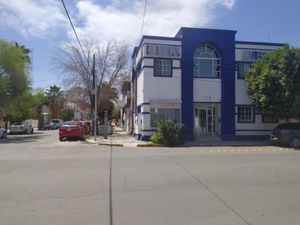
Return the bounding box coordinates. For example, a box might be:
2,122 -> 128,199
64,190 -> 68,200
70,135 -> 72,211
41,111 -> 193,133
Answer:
131,27 -> 285,141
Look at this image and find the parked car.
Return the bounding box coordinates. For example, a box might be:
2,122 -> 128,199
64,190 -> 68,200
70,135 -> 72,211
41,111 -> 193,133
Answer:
59,121 -> 85,141
43,122 -> 57,130
9,121 -> 33,134
50,119 -> 63,129
0,127 -> 7,139
271,123 -> 300,148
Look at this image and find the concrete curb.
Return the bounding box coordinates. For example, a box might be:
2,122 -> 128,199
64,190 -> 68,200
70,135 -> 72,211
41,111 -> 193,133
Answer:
85,139 -> 98,144
98,143 -> 123,147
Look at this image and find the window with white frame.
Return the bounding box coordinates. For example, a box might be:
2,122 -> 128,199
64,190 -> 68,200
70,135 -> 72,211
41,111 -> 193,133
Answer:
238,62 -> 252,79
193,44 -> 221,78
154,59 -> 172,77
237,106 -> 254,123
150,108 -> 180,127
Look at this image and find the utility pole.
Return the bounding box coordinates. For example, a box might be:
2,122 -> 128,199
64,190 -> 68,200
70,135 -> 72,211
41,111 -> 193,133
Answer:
92,54 -> 97,141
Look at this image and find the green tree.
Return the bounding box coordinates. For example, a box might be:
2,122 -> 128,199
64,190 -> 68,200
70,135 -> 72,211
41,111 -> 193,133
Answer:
59,108 -> 74,121
245,45 -> 300,120
0,40 -> 30,107
3,89 -> 45,123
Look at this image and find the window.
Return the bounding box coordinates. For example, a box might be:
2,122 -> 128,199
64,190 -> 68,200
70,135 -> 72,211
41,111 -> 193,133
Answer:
154,59 -> 172,77
193,44 -> 221,78
238,106 -> 254,123
238,62 -> 252,79
262,115 -> 279,123
150,108 -> 181,127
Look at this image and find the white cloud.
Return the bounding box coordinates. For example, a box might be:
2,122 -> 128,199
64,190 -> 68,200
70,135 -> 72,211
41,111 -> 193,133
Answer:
0,0 -> 236,43
0,0 -> 66,37
74,0 -> 236,45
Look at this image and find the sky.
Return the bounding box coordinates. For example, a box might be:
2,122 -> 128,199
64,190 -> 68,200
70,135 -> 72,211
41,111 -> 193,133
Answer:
0,0 -> 299,90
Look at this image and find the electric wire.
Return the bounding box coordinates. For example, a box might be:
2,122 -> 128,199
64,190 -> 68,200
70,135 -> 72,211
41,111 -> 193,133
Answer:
140,0 -> 148,36
60,0 -> 89,64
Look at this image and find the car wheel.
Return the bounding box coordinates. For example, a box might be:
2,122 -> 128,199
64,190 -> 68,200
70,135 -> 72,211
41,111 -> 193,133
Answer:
290,137 -> 300,148
59,137 -> 64,142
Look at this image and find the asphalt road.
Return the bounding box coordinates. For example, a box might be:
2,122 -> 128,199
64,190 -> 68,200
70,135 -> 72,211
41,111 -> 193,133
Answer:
0,130 -> 300,225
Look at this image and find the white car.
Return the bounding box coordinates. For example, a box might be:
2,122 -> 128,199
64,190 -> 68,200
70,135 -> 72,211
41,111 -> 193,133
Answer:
0,127 -> 7,138
9,122 -> 33,134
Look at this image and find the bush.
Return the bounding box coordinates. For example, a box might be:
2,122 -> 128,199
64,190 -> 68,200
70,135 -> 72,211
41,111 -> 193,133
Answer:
150,120 -> 185,147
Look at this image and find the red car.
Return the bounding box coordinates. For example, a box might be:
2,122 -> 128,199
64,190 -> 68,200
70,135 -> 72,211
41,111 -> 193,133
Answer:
59,121 -> 86,141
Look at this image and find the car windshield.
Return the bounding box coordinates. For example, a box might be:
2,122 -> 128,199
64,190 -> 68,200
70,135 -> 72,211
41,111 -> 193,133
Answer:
63,121 -> 78,126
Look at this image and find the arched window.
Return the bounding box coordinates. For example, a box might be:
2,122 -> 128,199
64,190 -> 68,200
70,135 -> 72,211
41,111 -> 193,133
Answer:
193,44 -> 221,77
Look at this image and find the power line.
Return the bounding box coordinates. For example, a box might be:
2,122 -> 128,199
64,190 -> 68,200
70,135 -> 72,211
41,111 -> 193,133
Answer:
60,0 -> 88,63
140,0 -> 148,36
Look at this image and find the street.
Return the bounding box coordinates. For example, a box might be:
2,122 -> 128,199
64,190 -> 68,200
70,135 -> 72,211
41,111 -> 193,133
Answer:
0,131 -> 300,225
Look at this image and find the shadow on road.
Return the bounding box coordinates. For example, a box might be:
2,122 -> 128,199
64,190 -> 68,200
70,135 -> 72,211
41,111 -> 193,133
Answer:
0,132 -> 53,144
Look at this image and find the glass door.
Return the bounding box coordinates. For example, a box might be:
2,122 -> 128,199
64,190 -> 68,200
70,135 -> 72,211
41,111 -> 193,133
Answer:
194,107 -> 216,137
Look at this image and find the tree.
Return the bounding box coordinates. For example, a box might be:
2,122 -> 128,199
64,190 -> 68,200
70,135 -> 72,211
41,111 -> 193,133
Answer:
55,40 -> 129,122
0,40 -> 30,107
98,82 -> 119,123
245,45 -> 300,120
45,85 -> 64,118
3,89 -> 46,123
59,108 -> 74,121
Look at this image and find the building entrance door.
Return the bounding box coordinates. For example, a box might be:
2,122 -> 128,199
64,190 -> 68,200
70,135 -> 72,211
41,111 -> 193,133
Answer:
194,107 -> 216,137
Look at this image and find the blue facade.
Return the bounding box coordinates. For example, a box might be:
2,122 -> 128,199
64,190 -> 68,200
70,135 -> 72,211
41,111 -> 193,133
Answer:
176,28 -> 237,140
131,27 -> 285,142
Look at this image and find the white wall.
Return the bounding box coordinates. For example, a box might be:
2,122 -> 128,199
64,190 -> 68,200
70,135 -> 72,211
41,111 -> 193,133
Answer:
235,79 -> 251,104
193,79 -> 221,102
136,71 -> 144,106
143,69 -> 181,103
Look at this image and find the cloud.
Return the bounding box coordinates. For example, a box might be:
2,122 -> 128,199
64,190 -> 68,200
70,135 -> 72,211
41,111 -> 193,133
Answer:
74,0 -> 236,45
0,0 -> 235,43
0,0 -> 66,37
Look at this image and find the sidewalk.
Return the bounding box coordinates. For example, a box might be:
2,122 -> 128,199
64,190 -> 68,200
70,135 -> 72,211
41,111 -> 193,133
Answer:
86,127 -> 273,147
85,127 -> 149,147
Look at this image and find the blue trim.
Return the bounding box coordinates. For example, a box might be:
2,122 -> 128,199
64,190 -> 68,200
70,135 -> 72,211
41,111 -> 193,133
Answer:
235,48 -> 276,52
179,28 -> 236,141
141,112 -> 150,114
176,27 -> 237,38
235,41 -> 285,47
142,129 -> 156,132
193,76 -> 221,79
140,135 -> 151,141
236,129 -> 272,132
137,102 -> 150,107
143,65 -> 154,69
193,102 -> 221,104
